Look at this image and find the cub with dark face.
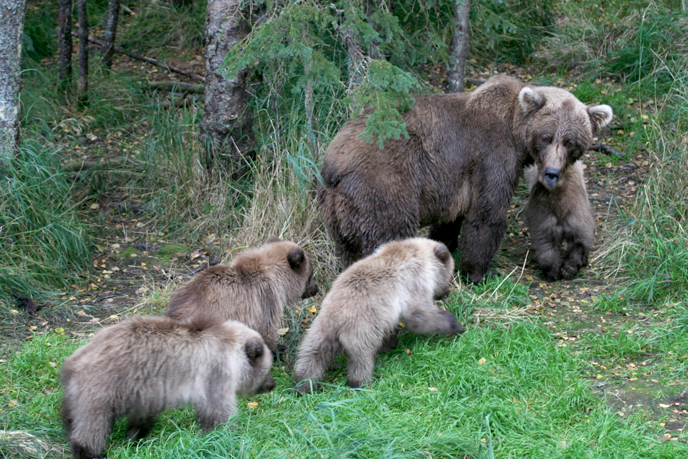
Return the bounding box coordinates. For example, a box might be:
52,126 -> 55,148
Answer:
294,238 -> 463,393
61,316 -> 275,459
165,238 -> 319,353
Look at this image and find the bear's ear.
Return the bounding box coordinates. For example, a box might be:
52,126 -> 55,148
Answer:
266,236 -> 282,244
518,87 -> 545,115
434,243 -> 451,264
287,248 -> 306,271
245,339 -> 264,363
588,104 -> 613,133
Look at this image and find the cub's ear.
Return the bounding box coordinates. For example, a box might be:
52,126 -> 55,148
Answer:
434,243 -> 451,264
588,104 -> 613,133
245,339 -> 264,363
266,236 -> 282,244
287,248 -> 306,271
518,86 -> 545,115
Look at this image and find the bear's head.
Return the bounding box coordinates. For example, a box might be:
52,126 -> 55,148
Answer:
518,85 -> 613,190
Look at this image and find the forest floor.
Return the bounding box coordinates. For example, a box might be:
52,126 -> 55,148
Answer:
1,54 -> 686,446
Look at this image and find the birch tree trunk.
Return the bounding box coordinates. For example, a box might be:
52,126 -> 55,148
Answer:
201,0 -> 252,179
446,0 -> 471,94
77,0 -> 89,103
58,0 -> 73,85
0,0 -> 27,163
101,0 -> 120,69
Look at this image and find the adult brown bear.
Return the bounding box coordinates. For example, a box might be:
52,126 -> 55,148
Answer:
318,75 -> 612,282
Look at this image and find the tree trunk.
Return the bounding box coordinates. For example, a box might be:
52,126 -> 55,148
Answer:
58,0 -> 73,86
101,0 -> 120,69
77,0 -> 88,103
342,4 -> 366,95
0,0 -> 27,164
446,0 -> 471,94
201,0 -> 252,179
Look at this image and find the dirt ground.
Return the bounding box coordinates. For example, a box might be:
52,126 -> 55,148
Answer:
1,56 -> 685,441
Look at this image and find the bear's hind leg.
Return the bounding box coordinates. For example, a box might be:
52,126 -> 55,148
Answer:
344,347 -> 378,389
69,410 -> 113,459
294,335 -> 340,393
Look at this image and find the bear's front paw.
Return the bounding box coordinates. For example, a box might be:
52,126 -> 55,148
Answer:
560,260 -> 581,280
541,264 -> 562,281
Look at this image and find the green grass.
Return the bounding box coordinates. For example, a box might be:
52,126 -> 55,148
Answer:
3,322 -> 687,458
0,143 -> 91,304
4,0 -> 688,457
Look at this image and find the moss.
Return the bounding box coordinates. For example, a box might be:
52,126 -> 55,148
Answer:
156,244 -> 191,261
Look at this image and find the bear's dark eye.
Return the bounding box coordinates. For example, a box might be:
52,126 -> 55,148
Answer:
541,134 -> 553,144
564,139 -> 576,149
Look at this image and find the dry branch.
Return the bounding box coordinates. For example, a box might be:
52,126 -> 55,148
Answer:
149,81 -> 205,93
72,32 -> 204,82
589,143 -> 622,157
63,157 -> 140,172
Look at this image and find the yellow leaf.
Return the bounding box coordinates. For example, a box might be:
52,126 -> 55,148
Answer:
277,328 -> 289,336
247,402 -> 259,409
307,305 -> 318,314
55,328 -> 65,335
8,400 -> 18,408
479,358 -> 486,365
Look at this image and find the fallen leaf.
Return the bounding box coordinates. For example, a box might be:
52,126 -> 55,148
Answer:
247,402 -> 259,409
428,387 -> 438,392
479,358 -> 487,365
307,305 -> 317,314
277,328 -> 289,336
7,400 -> 18,408
55,328 -> 65,335
659,403 -> 671,408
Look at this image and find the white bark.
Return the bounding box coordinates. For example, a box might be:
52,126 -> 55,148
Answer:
446,0 -> 471,94
0,0 -> 27,162
201,0 -> 252,178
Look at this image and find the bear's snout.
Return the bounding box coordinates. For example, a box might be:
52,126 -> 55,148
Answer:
543,167 -> 560,189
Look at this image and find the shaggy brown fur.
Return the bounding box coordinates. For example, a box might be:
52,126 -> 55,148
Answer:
524,161 -> 595,280
60,316 -> 275,459
293,238 -> 463,393
318,75 -> 613,282
164,238 -> 319,353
